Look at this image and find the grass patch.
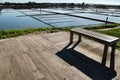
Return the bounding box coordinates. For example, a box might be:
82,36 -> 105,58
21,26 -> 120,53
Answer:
0,27 -> 72,39
1,23 -> 119,39
83,23 -> 120,30
96,28 -> 120,50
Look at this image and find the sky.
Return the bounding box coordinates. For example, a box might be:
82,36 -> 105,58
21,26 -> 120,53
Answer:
0,0 -> 120,5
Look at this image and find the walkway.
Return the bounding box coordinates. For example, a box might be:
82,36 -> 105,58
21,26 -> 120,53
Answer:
0,31 -> 120,80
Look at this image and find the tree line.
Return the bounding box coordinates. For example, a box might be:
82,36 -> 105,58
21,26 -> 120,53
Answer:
0,2 -> 120,9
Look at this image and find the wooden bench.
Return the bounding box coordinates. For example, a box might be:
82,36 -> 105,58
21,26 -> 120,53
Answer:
70,28 -> 119,71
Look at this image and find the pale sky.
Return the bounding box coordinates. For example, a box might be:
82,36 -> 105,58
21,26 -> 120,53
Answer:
0,0 -> 120,5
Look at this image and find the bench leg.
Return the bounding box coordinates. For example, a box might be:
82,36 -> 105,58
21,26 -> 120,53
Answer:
101,44 -> 108,66
110,43 -> 116,71
70,31 -> 73,44
78,35 -> 82,42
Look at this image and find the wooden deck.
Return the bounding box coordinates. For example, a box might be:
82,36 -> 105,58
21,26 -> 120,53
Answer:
0,31 -> 120,80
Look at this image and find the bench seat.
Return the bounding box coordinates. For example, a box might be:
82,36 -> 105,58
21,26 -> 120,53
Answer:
70,28 -> 119,44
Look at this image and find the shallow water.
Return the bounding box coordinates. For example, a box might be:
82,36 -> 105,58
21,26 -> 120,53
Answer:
0,9 -> 50,30
0,8 -> 119,30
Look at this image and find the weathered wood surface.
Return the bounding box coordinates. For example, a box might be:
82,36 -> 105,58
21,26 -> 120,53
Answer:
0,31 -> 120,80
71,28 -> 119,43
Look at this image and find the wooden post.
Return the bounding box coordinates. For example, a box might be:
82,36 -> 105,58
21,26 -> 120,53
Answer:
40,8 -> 41,14
101,44 -> 109,66
78,35 -> 82,42
105,17 -> 108,24
110,42 -> 116,71
70,31 -> 73,44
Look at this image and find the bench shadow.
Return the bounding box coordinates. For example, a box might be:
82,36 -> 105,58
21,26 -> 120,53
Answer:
56,42 -> 116,80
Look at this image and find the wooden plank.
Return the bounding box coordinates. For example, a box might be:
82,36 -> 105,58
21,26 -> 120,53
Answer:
0,42 -> 11,80
21,36 -> 67,80
16,35 -> 79,80
8,38 -> 47,80
27,35 -> 89,80
16,37 -> 57,80
6,39 -> 36,80
0,40 -> 31,80
0,41 -> 24,80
